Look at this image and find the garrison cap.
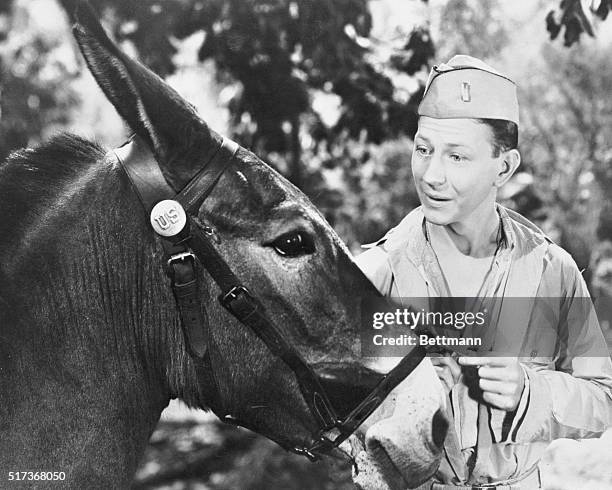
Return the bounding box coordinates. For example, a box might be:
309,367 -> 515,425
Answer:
418,55 -> 519,125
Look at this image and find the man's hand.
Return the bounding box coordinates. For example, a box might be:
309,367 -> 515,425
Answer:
458,357 -> 525,412
430,355 -> 462,394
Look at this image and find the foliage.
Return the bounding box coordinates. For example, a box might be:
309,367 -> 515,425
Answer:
519,41 -> 612,273
134,417 -> 353,489
0,1 -> 77,162
335,138 -> 420,247
298,135 -> 420,248
84,0 -> 432,191
547,0 -> 612,46
435,0 -> 509,61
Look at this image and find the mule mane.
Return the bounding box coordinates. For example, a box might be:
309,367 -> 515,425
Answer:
0,134 -> 105,229
1,133 -> 105,181
0,132 -> 208,403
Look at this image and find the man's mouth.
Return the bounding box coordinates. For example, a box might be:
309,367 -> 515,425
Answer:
422,191 -> 451,206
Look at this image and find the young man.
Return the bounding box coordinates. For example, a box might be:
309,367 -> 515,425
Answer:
356,55 -> 612,489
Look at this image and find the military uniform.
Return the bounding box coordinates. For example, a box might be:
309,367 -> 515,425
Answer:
356,55 -> 612,488
356,205 -> 612,488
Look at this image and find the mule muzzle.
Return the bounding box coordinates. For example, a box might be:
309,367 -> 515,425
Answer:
290,346 -> 427,461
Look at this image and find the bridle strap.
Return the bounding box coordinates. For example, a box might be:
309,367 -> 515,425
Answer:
115,136 -> 339,430
187,221 -> 338,428
114,137 -> 228,411
309,345 -> 426,454
114,135 -> 428,460
115,136 -> 239,213
177,139 -> 239,213
114,138 -> 172,208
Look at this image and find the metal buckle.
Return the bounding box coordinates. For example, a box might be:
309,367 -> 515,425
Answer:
167,251 -> 196,268
292,445 -> 319,462
220,285 -> 251,307
166,251 -> 197,282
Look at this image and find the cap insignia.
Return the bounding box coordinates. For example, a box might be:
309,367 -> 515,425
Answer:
461,82 -> 471,102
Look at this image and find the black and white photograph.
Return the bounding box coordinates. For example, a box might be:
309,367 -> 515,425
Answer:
1,0 -> 612,489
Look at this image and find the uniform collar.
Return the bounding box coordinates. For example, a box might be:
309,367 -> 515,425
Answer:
379,204 -> 549,258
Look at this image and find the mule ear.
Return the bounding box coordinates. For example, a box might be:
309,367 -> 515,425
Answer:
61,0 -> 222,189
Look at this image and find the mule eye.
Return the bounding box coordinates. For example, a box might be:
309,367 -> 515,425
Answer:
272,232 -> 315,257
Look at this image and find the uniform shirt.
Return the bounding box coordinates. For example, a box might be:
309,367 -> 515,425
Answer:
355,205 -> 612,486
426,220 -> 497,297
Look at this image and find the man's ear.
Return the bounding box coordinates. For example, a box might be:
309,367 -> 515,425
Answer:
495,149 -> 521,188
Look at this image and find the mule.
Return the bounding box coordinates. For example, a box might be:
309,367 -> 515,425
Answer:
0,2 -> 445,488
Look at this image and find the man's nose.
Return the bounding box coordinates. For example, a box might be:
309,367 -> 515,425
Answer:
422,154 -> 446,187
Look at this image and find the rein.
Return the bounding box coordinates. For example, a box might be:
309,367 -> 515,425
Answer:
113,136 -> 426,460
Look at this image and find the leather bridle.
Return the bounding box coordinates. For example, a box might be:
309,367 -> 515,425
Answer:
113,135 -> 426,461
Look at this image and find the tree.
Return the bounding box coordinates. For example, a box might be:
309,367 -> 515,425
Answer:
81,0 -> 431,192
547,0 -> 612,46
435,0 -> 509,61
0,1 -> 77,161
519,41 -> 612,275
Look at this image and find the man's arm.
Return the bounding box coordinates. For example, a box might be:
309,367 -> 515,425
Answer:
513,252 -> 612,442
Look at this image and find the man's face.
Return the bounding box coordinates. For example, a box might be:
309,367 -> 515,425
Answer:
411,116 -> 502,227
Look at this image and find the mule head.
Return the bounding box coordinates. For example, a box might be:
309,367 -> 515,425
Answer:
62,0 -> 445,470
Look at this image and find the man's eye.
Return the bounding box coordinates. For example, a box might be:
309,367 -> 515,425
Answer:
271,232 -> 315,257
449,153 -> 464,162
416,146 -> 431,156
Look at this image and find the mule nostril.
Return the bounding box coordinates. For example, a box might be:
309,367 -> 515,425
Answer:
431,408 -> 448,450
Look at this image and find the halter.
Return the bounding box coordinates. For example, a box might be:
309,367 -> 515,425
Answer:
113,136 -> 426,461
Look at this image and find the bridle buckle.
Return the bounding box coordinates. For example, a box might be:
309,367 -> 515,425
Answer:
292,445 -> 319,462
165,250 -> 198,283
167,251 -> 196,268
220,285 -> 252,308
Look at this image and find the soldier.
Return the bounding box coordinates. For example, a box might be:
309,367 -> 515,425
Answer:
356,55 -> 612,489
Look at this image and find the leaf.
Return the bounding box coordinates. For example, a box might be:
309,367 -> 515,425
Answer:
575,0 -> 595,36
594,0 -> 612,20
546,10 -> 562,40
549,0 -> 598,46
